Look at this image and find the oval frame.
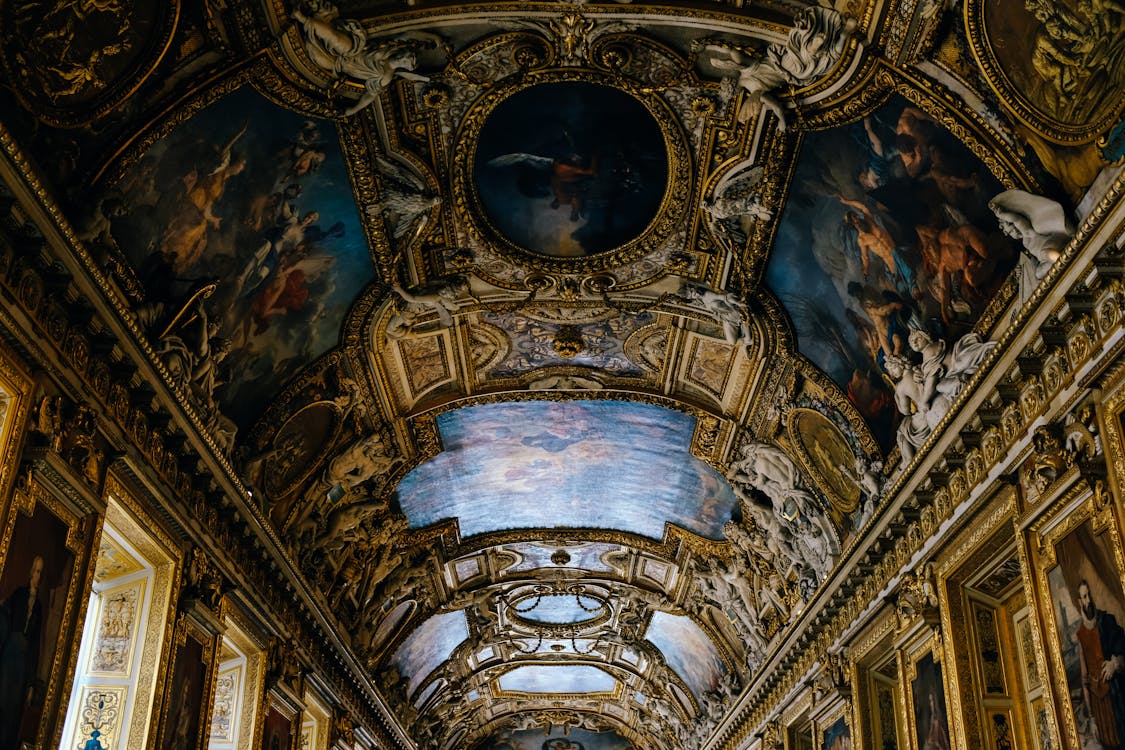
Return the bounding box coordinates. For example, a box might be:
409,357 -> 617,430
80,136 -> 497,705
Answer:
964,0 -> 1125,144
453,69 -> 692,275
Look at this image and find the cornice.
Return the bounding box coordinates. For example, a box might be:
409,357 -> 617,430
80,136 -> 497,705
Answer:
708,171 -> 1125,749
0,124 -> 412,748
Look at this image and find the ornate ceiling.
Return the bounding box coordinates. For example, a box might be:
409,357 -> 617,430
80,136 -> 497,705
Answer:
0,0 -> 1119,747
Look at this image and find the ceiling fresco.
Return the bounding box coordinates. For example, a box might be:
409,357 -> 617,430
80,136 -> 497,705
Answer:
764,94 -> 1018,450
644,612 -> 727,700
391,609 -> 469,697
107,85 -> 373,429
479,726 -> 636,750
394,401 -> 738,541
473,82 -> 669,259
1,0 -> 1114,744
497,665 -> 619,695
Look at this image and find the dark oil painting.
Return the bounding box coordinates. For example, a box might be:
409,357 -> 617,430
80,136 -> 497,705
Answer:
0,504 -> 77,748
473,82 -> 668,258
108,85 -> 373,430
765,96 -> 1018,451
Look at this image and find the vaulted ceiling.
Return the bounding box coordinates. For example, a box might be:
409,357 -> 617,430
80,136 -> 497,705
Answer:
0,0 -> 1116,747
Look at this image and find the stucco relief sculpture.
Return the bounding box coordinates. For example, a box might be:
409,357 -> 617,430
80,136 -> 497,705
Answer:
701,7 -> 856,130
988,189 -> 1075,314
895,561 -> 939,629
292,1 -> 431,116
367,155 -> 441,242
704,165 -> 772,252
385,277 -> 469,340
153,290 -> 239,455
886,329 -> 997,464
726,441 -> 841,593
678,281 -> 753,352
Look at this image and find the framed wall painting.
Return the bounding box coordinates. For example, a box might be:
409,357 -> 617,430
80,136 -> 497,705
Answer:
905,647 -> 953,750
1031,483 -> 1125,750
0,472 -> 95,748
820,710 -> 852,750
964,0 -> 1125,144
261,700 -> 297,750
156,613 -> 219,749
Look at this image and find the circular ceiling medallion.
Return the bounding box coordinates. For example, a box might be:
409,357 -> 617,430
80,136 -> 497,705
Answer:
459,75 -> 686,271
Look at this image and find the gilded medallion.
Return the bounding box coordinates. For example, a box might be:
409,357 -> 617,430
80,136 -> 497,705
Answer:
472,81 -> 667,259
0,0 -> 178,126
966,0 -> 1125,142
788,407 -> 861,514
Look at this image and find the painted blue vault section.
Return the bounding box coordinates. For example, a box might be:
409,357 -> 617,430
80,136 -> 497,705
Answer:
645,611 -> 725,698
395,401 -> 738,540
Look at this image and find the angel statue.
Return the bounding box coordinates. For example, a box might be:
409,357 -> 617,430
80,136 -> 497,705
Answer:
292,1 -> 433,116
366,155 -> 441,242
703,165 -> 771,252
385,277 -> 469,340
702,7 -> 855,130
988,189 -> 1075,313
678,281 -> 753,352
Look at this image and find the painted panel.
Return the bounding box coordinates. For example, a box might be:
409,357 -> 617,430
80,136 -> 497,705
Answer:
911,653 -> 951,750
110,86 -> 373,428
89,579 -> 145,674
765,96 -> 1017,450
973,0 -> 1125,134
391,610 -> 468,695
513,594 -> 606,625
473,81 -> 668,258
497,664 -> 617,694
92,536 -> 144,583
479,727 -> 634,749
209,662 -> 243,742
1046,517 -> 1125,749
396,401 -> 738,540
822,716 -> 850,750
645,611 -> 725,699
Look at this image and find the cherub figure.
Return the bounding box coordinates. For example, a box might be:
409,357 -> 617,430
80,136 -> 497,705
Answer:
292,2 -> 432,116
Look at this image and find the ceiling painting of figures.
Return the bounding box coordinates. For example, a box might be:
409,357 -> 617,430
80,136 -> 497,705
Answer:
765,96 -> 1018,450
109,85 -> 373,428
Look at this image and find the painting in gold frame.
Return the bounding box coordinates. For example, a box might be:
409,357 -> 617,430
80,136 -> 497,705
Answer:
262,702 -> 296,750
1032,489 -> 1125,750
908,650 -> 952,750
0,346 -> 33,520
788,408 -> 861,520
820,710 -> 852,750
0,476 -> 93,748
156,613 -> 218,750
965,0 -> 1125,143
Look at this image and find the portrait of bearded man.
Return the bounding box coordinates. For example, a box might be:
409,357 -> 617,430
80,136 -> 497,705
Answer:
1073,579 -> 1125,750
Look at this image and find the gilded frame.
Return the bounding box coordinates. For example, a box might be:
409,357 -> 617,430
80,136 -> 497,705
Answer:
933,486 -> 1020,750
0,469 -> 97,749
450,66 -> 693,278
102,472 -> 184,748
258,689 -> 301,750
900,630 -> 954,750
154,611 -> 221,750
816,700 -> 852,750
963,0 -> 1125,144
1026,478 -> 1125,750
216,599 -> 269,750
0,341 -> 33,520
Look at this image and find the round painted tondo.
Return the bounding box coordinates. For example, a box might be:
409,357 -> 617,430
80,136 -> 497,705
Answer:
468,80 -> 672,262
